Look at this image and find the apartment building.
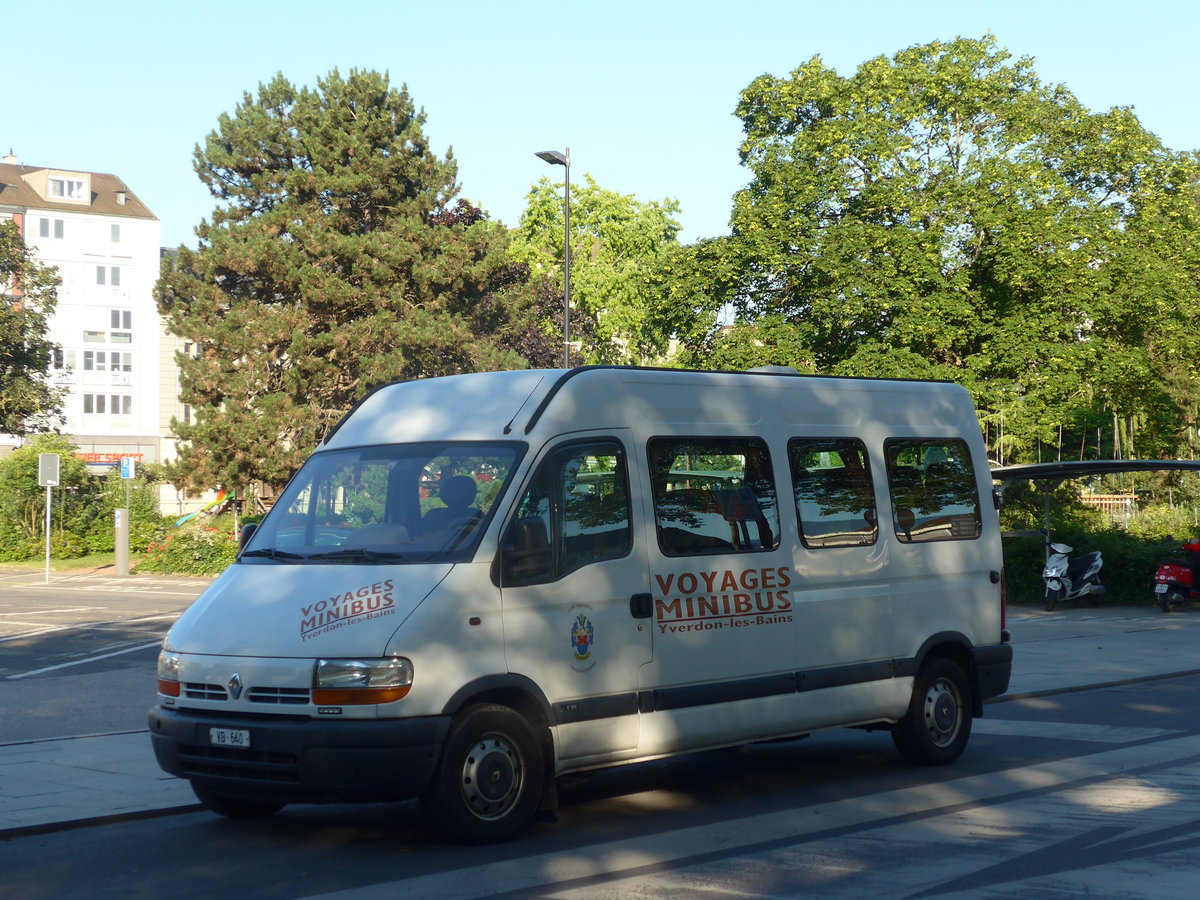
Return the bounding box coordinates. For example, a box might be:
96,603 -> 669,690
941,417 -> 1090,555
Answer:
0,154 -> 193,509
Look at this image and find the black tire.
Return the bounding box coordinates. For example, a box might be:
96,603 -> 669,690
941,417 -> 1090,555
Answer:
421,704 -> 544,844
191,782 -> 285,819
1159,588 -> 1185,613
892,658 -> 973,766
1043,586 -> 1062,611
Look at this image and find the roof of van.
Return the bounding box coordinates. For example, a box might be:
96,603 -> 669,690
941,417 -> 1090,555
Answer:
320,366 -> 976,450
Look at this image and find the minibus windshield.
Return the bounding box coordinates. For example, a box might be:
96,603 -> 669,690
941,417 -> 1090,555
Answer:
241,442 -> 524,564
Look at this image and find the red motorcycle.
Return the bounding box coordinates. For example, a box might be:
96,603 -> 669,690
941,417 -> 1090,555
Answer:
1152,538 -> 1200,612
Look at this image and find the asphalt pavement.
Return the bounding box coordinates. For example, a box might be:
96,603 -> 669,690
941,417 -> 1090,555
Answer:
2,573 -> 1198,839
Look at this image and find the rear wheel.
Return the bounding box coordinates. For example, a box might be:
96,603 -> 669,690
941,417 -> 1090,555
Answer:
893,659 -> 973,766
421,704 -> 544,844
1159,587 -> 1186,613
191,782 -> 285,819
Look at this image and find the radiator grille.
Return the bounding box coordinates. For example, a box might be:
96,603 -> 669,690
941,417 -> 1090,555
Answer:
248,687 -> 310,705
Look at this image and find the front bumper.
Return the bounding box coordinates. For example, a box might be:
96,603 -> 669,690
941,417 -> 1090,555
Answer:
149,707 -> 450,804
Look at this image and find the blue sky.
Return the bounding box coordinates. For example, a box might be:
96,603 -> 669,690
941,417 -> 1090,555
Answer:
7,1 -> 1198,248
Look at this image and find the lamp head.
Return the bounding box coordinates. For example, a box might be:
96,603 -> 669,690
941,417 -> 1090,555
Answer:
535,150 -> 569,167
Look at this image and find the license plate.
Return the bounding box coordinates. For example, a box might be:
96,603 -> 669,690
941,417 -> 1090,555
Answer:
208,727 -> 251,748
1155,583 -> 1169,594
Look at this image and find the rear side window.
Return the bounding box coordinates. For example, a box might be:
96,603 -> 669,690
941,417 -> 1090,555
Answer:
789,438 -> 877,548
649,437 -> 779,556
885,438 -> 981,542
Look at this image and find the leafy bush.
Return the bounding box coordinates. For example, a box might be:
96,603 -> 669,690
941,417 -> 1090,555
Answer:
1002,527 -> 1175,607
134,520 -> 238,575
0,435 -> 169,561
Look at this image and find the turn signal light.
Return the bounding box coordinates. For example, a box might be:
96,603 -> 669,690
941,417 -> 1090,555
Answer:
311,686 -> 411,705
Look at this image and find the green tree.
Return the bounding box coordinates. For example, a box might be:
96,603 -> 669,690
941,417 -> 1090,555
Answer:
512,174 -> 685,364
701,35 -> 1200,462
0,433 -> 88,559
157,68 -> 538,498
0,220 -> 64,435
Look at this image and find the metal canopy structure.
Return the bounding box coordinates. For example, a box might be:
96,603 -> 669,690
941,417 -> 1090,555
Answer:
990,459 -> 1200,559
991,459 -> 1200,488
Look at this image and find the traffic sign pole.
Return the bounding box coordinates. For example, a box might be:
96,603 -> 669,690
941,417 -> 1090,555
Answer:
38,454 -> 60,585
116,457 -> 136,577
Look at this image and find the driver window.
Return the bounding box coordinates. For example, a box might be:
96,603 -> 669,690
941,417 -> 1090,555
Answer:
503,440 -> 632,584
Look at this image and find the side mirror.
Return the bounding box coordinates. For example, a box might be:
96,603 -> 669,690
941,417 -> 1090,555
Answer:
499,517 -> 553,585
238,522 -> 258,552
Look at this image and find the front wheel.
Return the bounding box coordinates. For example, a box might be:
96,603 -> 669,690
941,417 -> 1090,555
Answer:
892,659 -> 973,766
191,782 -> 285,819
421,704 -> 545,844
1043,585 -> 1064,611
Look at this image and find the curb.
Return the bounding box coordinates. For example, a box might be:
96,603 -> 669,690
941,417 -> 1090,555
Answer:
0,804 -> 203,840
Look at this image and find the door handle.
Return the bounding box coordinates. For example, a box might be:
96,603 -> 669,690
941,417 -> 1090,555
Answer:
630,593 -> 653,619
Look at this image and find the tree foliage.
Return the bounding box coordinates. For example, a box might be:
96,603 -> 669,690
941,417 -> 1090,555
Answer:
0,220 -> 64,436
694,35 -> 1200,462
157,68 -> 538,495
512,174 -> 686,364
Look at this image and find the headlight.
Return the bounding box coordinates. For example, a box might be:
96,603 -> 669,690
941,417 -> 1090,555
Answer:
312,657 -> 414,705
157,649 -> 181,697
1045,563 -> 1067,578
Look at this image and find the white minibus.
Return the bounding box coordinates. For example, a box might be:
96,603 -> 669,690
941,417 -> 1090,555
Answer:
150,366 -> 1012,842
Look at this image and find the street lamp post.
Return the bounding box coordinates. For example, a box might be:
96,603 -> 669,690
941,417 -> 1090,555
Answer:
535,147 -> 571,368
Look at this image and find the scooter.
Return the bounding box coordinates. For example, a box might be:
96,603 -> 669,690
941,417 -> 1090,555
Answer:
1042,540 -> 1105,611
1152,538 -> 1200,612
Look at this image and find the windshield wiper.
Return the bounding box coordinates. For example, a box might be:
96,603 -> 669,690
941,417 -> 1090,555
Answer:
305,548 -> 406,562
240,548 -> 307,561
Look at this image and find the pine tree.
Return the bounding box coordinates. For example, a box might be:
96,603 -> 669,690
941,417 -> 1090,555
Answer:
157,69 -> 537,496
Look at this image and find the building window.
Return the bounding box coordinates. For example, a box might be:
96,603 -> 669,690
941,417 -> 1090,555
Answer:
49,177 -> 87,200
83,330 -> 104,343
37,218 -> 64,239
96,267 -> 105,286
110,351 -> 132,372
97,267 -> 121,286
83,394 -> 131,415
83,350 -> 107,372
111,309 -> 132,329
111,224 -> 121,243
111,332 -> 132,344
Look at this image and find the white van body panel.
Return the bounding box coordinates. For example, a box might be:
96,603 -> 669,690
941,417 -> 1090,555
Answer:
167,563 -> 450,658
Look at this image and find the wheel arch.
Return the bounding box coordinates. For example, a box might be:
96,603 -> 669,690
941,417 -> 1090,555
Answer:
439,674 -> 557,796
912,631 -> 980,717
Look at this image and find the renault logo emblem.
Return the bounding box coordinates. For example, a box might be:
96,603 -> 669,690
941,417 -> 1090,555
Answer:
228,673 -> 243,700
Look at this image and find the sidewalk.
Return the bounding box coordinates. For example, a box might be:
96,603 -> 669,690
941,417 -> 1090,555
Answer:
1,607 -> 1197,837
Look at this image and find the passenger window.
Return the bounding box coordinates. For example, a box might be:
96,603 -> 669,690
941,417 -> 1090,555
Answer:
884,439 -> 981,542
649,437 -> 779,556
501,441 -> 631,585
789,438 -> 877,548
